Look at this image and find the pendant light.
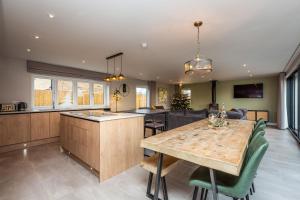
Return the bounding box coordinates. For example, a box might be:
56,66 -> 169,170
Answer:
185,21 -> 212,75
117,55 -> 125,80
104,52 -> 125,82
104,60 -> 111,81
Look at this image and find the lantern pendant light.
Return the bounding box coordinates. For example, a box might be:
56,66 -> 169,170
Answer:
184,21 -> 213,75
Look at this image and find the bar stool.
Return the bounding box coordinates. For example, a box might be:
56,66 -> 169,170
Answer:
144,122 -> 165,137
140,154 -> 179,200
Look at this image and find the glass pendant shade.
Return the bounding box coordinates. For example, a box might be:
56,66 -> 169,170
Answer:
184,21 -> 213,75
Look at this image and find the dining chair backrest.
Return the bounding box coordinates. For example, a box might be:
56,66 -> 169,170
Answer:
234,135 -> 269,198
249,129 -> 266,144
254,119 -> 265,130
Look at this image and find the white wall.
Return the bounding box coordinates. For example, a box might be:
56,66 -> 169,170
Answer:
0,56 -> 174,111
0,56 -> 31,107
109,78 -> 149,112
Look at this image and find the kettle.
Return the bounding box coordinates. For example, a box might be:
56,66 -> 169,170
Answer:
17,102 -> 27,111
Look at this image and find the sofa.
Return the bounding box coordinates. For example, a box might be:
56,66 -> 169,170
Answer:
168,109 -> 208,130
226,108 -> 248,120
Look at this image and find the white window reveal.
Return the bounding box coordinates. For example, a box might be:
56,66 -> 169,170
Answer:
31,75 -> 109,109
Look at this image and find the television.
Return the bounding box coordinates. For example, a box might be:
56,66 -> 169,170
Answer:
233,83 -> 263,98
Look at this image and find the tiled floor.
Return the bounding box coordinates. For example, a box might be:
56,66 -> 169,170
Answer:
0,128 -> 300,200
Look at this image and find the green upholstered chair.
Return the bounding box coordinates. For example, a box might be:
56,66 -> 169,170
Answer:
249,129 -> 265,143
254,119 -> 265,130
189,135 -> 269,200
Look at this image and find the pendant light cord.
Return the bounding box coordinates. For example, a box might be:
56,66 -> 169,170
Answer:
120,55 -> 123,73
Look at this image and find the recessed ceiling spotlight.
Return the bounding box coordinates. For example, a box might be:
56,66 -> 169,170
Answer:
156,76 -> 160,80
169,80 -> 173,82
48,13 -> 55,18
26,48 -> 31,52
209,78 -> 212,81
249,74 -> 253,77
34,35 -> 40,39
82,60 -> 86,63
247,70 -> 251,73
141,42 -> 148,49
139,72 -> 143,76
242,64 -> 247,67
201,75 -> 205,78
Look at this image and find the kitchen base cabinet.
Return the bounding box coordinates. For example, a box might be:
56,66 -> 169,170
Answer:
30,113 -> 50,141
60,116 -> 100,170
50,112 -> 61,137
0,114 -> 30,146
60,114 -> 144,182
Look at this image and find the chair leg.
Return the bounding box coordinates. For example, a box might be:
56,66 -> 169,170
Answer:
252,182 -> 255,193
146,172 -> 153,197
250,188 -> 253,195
232,198 -> 238,200
246,194 -> 250,200
199,188 -> 204,200
161,177 -> 168,200
192,186 -> 199,200
203,189 -> 208,200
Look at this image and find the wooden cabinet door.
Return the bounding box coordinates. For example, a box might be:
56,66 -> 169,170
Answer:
0,114 -> 30,146
50,112 -> 60,137
257,111 -> 269,122
246,111 -> 256,121
30,113 -> 50,141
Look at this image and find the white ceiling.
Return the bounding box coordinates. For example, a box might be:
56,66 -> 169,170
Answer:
1,0 -> 300,83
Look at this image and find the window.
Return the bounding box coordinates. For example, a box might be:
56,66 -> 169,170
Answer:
32,75 -> 108,109
136,87 -> 149,109
287,70 -> 299,141
77,82 -> 90,106
57,80 -> 73,107
33,78 -> 53,108
182,89 -> 191,100
93,83 -> 104,105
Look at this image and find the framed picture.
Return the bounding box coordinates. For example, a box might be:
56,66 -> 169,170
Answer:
158,88 -> 168,104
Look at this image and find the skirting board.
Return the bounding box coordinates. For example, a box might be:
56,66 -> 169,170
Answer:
0,137 -> 59,154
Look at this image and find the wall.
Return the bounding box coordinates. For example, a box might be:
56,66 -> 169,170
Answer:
0,56 -> 31,106
182,76 -> 279,122
0,56 -> 174,112
155,82 -> 175,109
109,78 -> 149,112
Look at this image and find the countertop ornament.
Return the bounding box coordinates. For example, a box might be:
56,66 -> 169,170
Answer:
208,103 -> 228,128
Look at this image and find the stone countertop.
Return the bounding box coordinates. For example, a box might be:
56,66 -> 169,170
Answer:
60,110 -> 144,122
0,107 -> 110,115
141,119 -> 255,176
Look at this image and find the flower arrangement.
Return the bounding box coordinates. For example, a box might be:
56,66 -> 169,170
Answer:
208,104 -> 229,128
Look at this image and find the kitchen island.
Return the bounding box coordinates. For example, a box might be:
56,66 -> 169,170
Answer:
60,110 -> 144,182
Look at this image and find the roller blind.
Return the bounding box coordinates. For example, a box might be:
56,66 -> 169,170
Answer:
27,60 -> 107,81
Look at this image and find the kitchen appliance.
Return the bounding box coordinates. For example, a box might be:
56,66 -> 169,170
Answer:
17,102 -> 27,111
0,103 -> 17,112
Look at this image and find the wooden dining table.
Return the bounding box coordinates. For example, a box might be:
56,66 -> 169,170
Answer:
141,118 -> 255,200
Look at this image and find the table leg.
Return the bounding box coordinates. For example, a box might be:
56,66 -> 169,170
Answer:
209,168 -> 219,200
153,153 -> 164,200
164,112 -> 168,130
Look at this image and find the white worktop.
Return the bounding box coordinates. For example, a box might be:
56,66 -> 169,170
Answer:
61,110 -> 144,122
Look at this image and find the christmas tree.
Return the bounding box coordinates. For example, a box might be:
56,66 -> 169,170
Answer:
170,93 -> 191,112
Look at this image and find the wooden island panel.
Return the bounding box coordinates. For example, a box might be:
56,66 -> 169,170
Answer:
141,119 -> 255,176
99,116 -> 144,182
60,115 -> 100,171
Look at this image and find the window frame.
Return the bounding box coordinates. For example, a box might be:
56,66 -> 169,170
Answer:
31,74 -> 109,110
135,86 -> 150,109
55,77 -> 75,109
